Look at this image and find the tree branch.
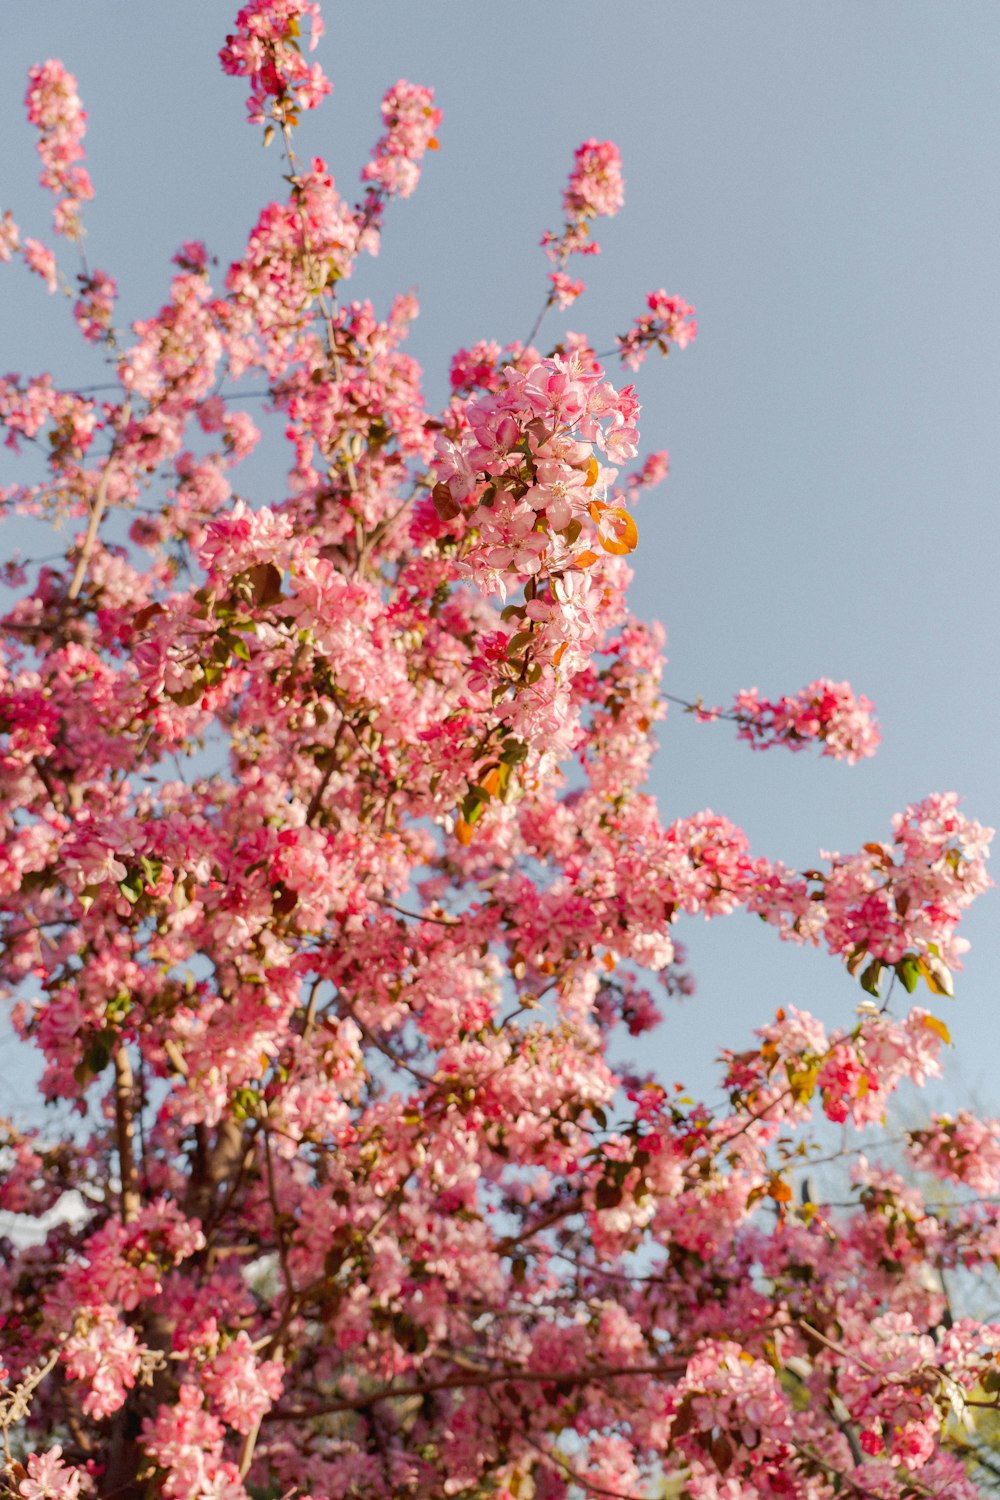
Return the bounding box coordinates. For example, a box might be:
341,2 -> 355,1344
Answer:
113,1045 -> 141,1224
268,1358 -> 683,1422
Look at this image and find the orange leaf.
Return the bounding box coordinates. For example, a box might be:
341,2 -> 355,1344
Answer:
600,508 -> 639,556
588,500 -> 608,522
427,136 -> 440,150
919,1012 -> 951,1044
575,550 -> 600,569
584,455 -> 600,487
553,641 -> 568,666
481,766 -> 502,797
456,818 -> 475,847
767,1174 -> 793,1204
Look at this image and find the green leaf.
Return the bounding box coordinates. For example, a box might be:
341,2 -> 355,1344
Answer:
169,671 -> 206,707
499,736 -> 528,765
895,955 -> 921,994
85,1033 -> 114,1077
859,959 -> 883,997
507,631 -> 534,660
462,794 -> 487,827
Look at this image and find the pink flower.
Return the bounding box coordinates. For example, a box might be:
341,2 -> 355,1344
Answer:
23,238 -> 58,293
549,270 -> 584,309
618,290 -> 697,370
18,1448 -> 84,1500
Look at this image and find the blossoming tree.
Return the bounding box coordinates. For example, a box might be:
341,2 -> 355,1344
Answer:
1,6 -> 998,1498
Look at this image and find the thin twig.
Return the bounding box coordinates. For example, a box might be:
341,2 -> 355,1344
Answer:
381,898 -> 461,928
67,398 -> 132,601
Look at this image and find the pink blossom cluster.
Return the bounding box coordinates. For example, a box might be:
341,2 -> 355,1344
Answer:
430,356 -> 642,738
627,447 -> 670,493
748,794 -> 993,992
666,1341 -> 796,1492
726,1002 -> 948,1130
0,210 -> 19,262
618,288 -> 698,371
200,1332 -> 284,1435
62,1307 -> 143,1419
449,339 -> 505,395
142,1385 -> 247,1500
908,1109 -> 1000,1194
562,137 -> 625,225
0,376 -> 96,458
836,1312 -> 940,1470
822,791 -> 992,971
360,80 -> 441,201
219,0 -> 330,124
819,1007 -> 947,1125
725,678 -> 880,763
538,139 -> 624,310
548,269 -> 584,309
24,60 -> 92,239
73,268 -> 117,344
225,158 -> 360,364
22,239 -> 58,293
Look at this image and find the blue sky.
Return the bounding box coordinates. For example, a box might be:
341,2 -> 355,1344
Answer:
1,4 -> 998,1114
